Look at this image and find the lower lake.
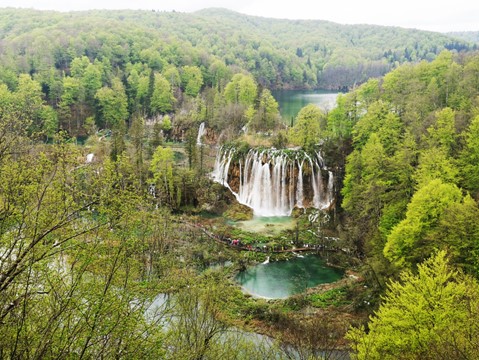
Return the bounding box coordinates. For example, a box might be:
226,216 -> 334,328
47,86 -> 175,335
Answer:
236,254 -> 343,299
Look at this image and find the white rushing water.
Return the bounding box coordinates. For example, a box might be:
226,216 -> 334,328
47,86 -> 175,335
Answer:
196,122 -> 206,145
212,147 -> 334,216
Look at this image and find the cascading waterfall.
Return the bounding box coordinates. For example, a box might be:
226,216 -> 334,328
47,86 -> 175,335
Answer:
327,171 -> 334,203
196,122 -> 206,145
296,159 -> 305,209
211,147 -> 235,188
212,147 -> 334,216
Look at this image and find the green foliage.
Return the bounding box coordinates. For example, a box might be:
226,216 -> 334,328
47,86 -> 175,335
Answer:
339,52 -> 479,284
413,147 -> 459,188
82,62 -> 103,100
161,114 -> 172,131
356,78 -> 381,108
15,74 -> 44,131
271,130 -> 289,149
341,150 -> 363,213
289,104 -> 323,152
347,251 -> 479,360
352,100 -> 391,148
224,73 -> 257,106
70,55 -> 90,78
150,73 -> 175,115
150,146 -> 175,205
223,202 -> 253,221
0,84 -> 30,157
459,115 -> 479,195
426,107 -> 456,154
83,115 -> 97,135
307,288 -> 347,308
181,65 -> 203,97
95,77 -> 128,128
0,142 -> 167,358
185,127 -> 198,170
0,7 -> 473,97
430,194 -> 479,275
250,88 -> 281,132
326,92 -> 363,140
208,59 -> 231,90
40,104 -> 58,138
129,115 -> 146,185
61,76 -> 81,107
384,179 -> 463,269
0,8 -> 473,150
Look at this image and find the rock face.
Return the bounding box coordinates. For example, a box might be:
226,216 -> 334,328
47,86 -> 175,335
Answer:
212,147 -> 334,216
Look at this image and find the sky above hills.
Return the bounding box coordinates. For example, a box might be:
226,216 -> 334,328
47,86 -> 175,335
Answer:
2,0 -> 478,33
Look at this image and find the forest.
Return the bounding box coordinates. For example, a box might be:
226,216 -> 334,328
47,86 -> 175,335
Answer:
0,7 -> 476,94
449,31 -> 479,44
1,7 -> 479,360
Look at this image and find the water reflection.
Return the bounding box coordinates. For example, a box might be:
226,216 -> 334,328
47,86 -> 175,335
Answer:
236,255 -> 343,299
272,90 -> 339,122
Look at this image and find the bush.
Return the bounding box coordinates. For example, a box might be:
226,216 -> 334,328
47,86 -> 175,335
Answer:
307,288 -> 347,308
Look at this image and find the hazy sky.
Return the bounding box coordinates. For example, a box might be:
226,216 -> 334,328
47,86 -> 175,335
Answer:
2,0 -> 478,32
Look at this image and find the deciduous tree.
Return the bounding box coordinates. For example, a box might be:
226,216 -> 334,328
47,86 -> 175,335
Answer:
289,104 -> 322,152
347,251 -> 479,360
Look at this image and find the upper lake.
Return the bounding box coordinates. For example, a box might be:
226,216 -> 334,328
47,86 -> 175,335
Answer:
272,90 -> 339,123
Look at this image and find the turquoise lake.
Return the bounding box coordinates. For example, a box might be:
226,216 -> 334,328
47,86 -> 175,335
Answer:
236,255 -> 343,299
272,89 -> 339,123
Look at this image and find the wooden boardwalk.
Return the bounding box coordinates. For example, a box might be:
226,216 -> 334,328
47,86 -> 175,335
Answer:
188,221 -> 336,254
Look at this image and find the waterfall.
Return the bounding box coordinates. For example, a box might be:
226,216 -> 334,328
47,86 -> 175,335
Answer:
212,147 -> 335,216
86,153 -> 94,163
196,122 -> 206,145
296,159 -> 305,209
310,155 -> 321,209
211,147 -> 235,189
326,171 -> 334,207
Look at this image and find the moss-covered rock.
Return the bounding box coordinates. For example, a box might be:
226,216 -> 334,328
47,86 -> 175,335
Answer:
224,202 -> 253,221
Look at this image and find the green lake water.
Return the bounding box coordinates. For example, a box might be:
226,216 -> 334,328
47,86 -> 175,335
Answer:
236,255 -> 343,299
272,89 -> 339,123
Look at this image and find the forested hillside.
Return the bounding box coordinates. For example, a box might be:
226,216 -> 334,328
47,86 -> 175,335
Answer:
328,51 -> 479,358
449,31 -> 479,44
334,50 -> 479,276
0,7 -> 474,92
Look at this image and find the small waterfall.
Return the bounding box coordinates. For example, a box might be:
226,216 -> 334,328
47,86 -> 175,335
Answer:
196,122 -> 206,145
86,153 -> 94,163
296,159 -> 305,209
311,160 -> 319,208
212,147 -> 334,216
211,147 -> 235,189
325,171 -> 334,207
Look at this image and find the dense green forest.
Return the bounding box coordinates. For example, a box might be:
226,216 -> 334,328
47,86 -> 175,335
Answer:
0,7 -> 474,142
332,50 -> 479,358
1,6 -> 479,359
0,7 -> 475,95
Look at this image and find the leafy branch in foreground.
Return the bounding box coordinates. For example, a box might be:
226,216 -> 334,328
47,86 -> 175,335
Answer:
347,251 -> 479,360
